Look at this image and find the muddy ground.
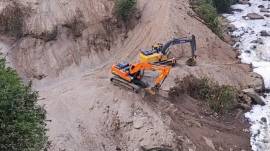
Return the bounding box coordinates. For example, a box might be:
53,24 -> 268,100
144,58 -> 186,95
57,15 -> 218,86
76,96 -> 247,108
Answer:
0,0 -> 264,150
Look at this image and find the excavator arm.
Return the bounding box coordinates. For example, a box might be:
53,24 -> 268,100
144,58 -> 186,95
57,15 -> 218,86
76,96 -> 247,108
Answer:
161,35 -> 196,57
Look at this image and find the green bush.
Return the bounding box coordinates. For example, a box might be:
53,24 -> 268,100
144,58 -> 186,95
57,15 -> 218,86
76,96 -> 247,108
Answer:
170,75 -> 237,113
195,2 -> 222,37
115,0 -> 137,22
0,58 -> 47,150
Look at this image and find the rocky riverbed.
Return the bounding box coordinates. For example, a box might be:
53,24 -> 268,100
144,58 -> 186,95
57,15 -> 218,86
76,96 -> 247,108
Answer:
224,0 -> 270,150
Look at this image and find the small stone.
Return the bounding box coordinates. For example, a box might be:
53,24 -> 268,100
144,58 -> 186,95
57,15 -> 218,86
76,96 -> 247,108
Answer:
244,50 -> 251,53
133,117 -> 145,129
227,25 -> 237,32
258,5 -> 265,8
203,136 -> 216,150
250,45 -> 257,49
264,14 -> 270,17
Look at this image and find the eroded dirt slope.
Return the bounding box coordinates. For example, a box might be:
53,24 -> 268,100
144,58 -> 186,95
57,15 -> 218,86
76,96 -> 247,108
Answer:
0,0 -> 263,150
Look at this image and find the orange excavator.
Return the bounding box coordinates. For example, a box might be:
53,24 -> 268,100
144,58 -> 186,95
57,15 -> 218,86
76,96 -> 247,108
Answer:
110,62 -> 171,93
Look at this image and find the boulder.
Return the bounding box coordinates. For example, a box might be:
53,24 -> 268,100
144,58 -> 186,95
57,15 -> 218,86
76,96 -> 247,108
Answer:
261,117 -> 267,123
260,30 -> 270,36
248,72 -> 264,91
258,5 -> 265,8
251,38 -> 264,44
260,8 -> 270,13
242,88 -> 265,105
264,14 -> 270,17
247,13 -> 264,19
231,8 -> 243,13
203,136 -> 216,150
227,24 -> 237,32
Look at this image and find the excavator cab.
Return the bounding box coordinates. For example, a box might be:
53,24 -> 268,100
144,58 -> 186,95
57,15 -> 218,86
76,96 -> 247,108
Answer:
140,48 -> 168,64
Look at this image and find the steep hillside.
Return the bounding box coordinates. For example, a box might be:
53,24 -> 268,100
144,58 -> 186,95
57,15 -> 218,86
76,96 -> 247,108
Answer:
0,0 -> 263,150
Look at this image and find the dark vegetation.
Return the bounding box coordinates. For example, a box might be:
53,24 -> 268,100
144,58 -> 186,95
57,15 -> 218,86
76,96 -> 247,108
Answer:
0,58 -> 47,151
0,2 -> 29,38
191,0 -> 237,37
169,75 -> 238,113
115,0 -> 137,22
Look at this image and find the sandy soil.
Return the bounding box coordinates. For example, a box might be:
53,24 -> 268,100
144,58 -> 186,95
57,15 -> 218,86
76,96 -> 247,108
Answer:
0,0 -> 264,150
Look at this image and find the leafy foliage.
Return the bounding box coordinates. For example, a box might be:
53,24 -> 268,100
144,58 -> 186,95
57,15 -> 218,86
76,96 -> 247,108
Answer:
194,1 -> 223,37
0,58 -> 47,151
115,0 -> 137,22
170,75 -> 238,113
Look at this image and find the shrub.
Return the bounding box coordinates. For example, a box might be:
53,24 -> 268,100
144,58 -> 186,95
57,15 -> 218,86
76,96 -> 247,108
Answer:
115,0 -> 137,22
170,75 -> 237,113
195,2 -> 222,37
0,58 -> 47,151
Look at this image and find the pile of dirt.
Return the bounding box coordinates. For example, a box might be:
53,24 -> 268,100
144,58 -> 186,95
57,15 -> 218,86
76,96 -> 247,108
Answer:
0,0 -> 264,150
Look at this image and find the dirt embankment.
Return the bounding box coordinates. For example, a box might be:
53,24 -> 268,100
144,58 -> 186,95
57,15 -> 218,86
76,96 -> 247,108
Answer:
0,0 -> 264,150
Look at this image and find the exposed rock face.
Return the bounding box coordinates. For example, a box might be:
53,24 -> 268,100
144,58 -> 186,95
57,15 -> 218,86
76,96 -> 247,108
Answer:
1,0 -> 122,79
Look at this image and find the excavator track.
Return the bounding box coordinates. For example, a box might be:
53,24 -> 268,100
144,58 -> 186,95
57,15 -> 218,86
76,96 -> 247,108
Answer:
110,76 -> 141,93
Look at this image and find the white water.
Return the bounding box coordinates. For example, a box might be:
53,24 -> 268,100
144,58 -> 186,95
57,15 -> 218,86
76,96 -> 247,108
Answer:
224,0 -> 270,150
